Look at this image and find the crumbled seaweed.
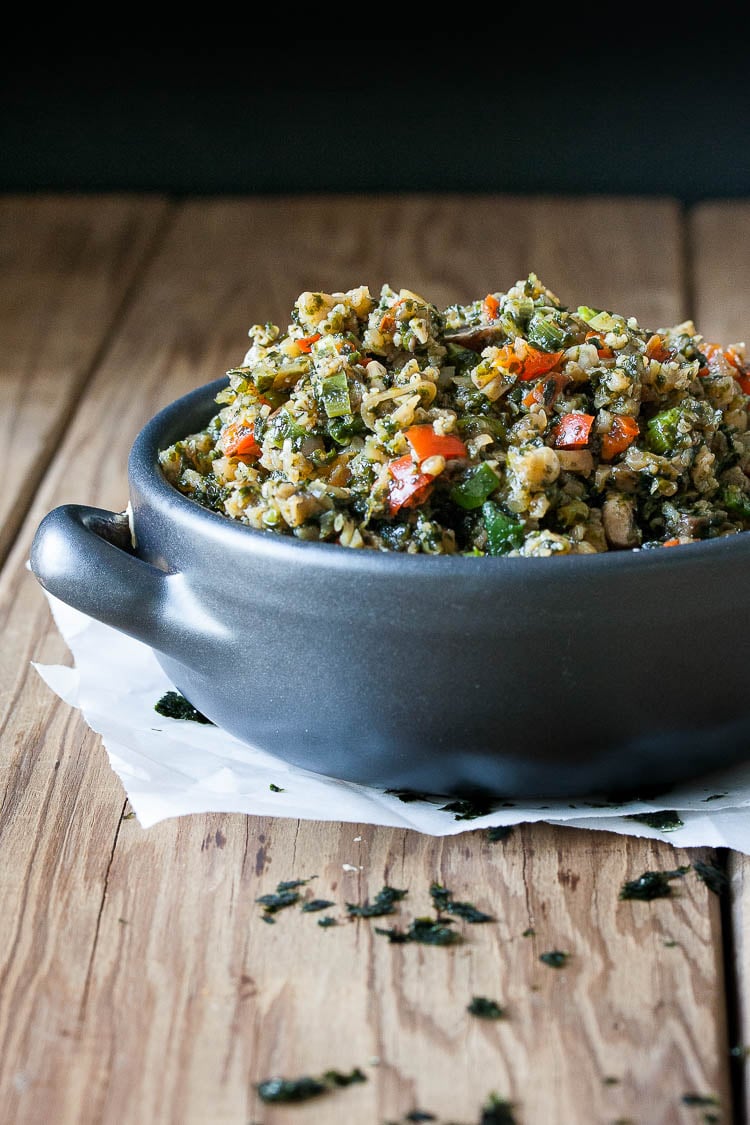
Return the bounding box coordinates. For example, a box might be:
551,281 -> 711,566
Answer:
385,788 -> 435,803
468,996 -> 506,1020
257,1075 -> 326,1103
323,1068 -> 367,1088
375,917 -> 462,946
257,878 -> 312,917
602,1076 -> 620,1085
480,1094 -> 517,1124
269,783 -> 284,793
405,1112 -> 437,1122
257,1067 -> 367,1104
347,885 -> 408,918
703,793 -> 728,802
627,810 -> 684,832
487,825 -> 513,842
318,916 -> 338,928
522,927 -> 535,937
681,1094 -> 719,1107
439,797 -> 494,821
154,690 -> 213,724
302,898 -> 336,913
619,866 -> 690,901
539,950 -> 569,968
694,859 -> 729,896
663,939 -> 679,948
429,882 -> 494,923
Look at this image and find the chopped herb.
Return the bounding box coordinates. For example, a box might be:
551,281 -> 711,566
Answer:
468,996 -> 506,1020
269,783 -> 284,793
302,898 -> 336,913
487,825 -> 513,842
439,797 -> 494,820
602,1076 -> 620,1086
375,917 -> 461,946
539,950 -> 569,968
318,916 -> 338,928
123,811 -> 136,820
347,885 -> 408,918
480,1093 -> 517,1124
619,866 -> 690,901
522,927 -> 535,937
628,810 -> 684,832
154,690 -> 213,724
429,883 -> 494,923
693,859 -> 729,896
663,939 -> 679,948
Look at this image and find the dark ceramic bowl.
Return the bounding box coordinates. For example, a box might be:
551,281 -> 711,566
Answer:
30,377 -> 750,799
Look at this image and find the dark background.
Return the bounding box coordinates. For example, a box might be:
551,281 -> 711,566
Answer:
2,43 -> 750,200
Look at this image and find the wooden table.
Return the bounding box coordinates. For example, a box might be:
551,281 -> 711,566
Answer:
1,194 -> 748,1125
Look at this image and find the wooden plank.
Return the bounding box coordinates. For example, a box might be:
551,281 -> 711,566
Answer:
691,199 -> 750,1120
0,196 -> 732,1124
0,195 -> 169,565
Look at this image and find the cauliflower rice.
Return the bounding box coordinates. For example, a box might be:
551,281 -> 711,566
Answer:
159,276 -> 750,556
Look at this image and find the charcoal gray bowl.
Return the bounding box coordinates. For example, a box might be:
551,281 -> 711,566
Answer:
31,377 -> 750,799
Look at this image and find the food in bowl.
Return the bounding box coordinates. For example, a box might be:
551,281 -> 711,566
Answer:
161,274 -> 750,556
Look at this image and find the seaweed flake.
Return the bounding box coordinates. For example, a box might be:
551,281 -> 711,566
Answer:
347,885 -> 408,918
468,996 -> 506,1020
439,797 -> 494,820
627,810 -> 684,832
429,882 -> 494,923
375,917 -> 462,946
318,916 -> 338,928
269,783 -> 284,792
522,927 -> 535,937
257,1067 -> 366,1104
384,788 -> 435,803
257,878 -> 313,917
539,950 -> 569,968
619,866 -> 690,901
480,1093 -> 517,1124
154,691 -> 213,724
302,898 -> 336,913
693,859 -> 729,896
404,1112 -> 437,1122
681,1094 -> 719,1107
487,825 -> 513,842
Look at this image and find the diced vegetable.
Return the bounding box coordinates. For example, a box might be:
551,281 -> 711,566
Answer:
450,462 -> 501,509
722,484 -> 750,520
297,332 -> 321,353
387,455 -> 434,514
483,294 -> 500,321
522,372 -> 569,409
647,407 -> 681,454
554,413 -> 595,449
320,371 -> 352,418
526,313 -> 569,351
704,341 -> 750,394
494,341 -> 563,381
483,502 -> 524,555
645,334 -> 670,362
578,307 -> 617,334
221,420 -> 261,459
405,425 -> 467,462
601,415 -> 640,460
663,538 -> 681,547
584,330 -> 614,359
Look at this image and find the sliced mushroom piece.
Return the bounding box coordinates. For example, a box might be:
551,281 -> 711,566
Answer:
602,493 -> 642,549
444,326 -> 505,353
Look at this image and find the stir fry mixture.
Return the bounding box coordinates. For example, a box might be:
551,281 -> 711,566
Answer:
159,276 -> 750,555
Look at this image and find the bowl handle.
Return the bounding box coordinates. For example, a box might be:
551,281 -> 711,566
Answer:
30,504 -> 210,653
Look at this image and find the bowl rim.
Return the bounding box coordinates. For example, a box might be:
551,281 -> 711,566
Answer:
131,375 -> 750,576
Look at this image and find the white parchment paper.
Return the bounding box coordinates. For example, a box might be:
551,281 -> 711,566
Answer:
34,591 -> 750,850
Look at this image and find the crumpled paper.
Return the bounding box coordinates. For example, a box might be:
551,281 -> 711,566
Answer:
34,590 -> 750,850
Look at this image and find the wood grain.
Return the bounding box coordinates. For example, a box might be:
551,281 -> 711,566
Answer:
691,199 -> 750,1121
0,195 -> 169,565
0,196 -> 734,1124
